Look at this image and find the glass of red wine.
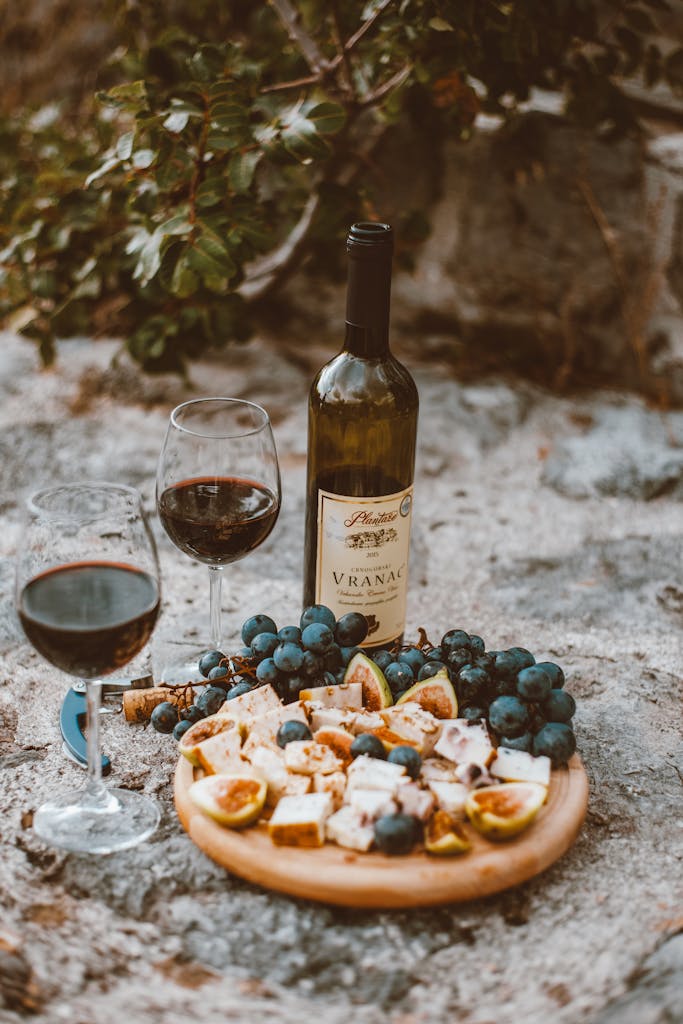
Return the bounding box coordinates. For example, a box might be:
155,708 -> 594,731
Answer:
156,398 -> 280,680
15,483 -> 161,853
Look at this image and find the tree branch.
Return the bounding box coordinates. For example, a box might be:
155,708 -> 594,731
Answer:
239,193 -> 320,300
268,0 -> 328,75
341,0 -> 395,57
358,62 -> 412,108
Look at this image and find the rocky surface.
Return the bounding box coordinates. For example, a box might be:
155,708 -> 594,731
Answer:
0,330 -> 681,1024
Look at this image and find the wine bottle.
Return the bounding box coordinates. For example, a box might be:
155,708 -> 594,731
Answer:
303,221 -> 419,648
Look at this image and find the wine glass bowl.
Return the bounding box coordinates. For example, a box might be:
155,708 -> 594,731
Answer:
15,483 -> 162,854
156,398 -> 280,672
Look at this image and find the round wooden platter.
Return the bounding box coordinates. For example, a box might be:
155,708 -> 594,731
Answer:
174,754 -> 589,909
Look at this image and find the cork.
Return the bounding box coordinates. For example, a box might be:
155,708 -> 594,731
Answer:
123,686 -> 197,723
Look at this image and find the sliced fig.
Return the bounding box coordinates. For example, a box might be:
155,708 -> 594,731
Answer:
424,810 -> 472,855
465,782 -> 546,840
188,773 -> 266,828
313,726 -> 355,766
178,713 -> 238,767
343,653 -> 393,711
396,670 -> 458,719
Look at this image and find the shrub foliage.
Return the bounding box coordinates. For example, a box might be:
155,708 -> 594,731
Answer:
0,0 -> 679,370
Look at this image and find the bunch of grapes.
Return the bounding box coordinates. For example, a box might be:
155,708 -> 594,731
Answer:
237,605 -> 368,703
372,629 -> 576,766
150,604 -> 368,737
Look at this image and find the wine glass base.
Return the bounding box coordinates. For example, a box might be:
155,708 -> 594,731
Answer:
33,786 -> 160,854
157,654 -> 208,686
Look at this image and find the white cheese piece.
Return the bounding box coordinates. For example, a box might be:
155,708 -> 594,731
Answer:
306,705 -> 358,733
195,728 -> 245,775
349,710 -> 386,735
312,771 -> 346,809
345,788 -> 398,824
490,747 -> 551,787
345,754 -> 407,795
284,740 -> 343,776
396,782 -> 436,822
434,720 -> 495,766
244,701 -> 308,746
380,702 -> 443,756
218,684 -> 282,726
268,792 -> 332,847
420,757 -> 461,783
299,682 -> 363,709
245,745 -> 290,806
325,805 -> 375,852
427,780 -> 469,816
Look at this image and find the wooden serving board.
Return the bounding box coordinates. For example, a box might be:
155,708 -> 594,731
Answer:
174,754 -> 589,909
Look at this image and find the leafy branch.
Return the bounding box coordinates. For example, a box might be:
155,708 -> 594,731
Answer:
0,0 -> 680,372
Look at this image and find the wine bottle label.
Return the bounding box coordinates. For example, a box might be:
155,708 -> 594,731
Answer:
315,485 -> 413,647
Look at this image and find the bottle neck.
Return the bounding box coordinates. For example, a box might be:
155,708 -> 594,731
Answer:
344,248 -> 392,358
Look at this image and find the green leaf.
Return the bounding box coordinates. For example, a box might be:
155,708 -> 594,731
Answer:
132,149 -> 155,169
307,102 -> 346,135
187,233 -> 236,292
84,156 -> 121,187
206,132 -> 239,152
100,80 -> 148,111
116,131 -> 135,160
158,215 -> 192,237
211,103 -> 247,130
171,257 -> 199,297
229,150 -> 263,193
209,79 -> 238,99
195,178 -> 226,207
163,111 -> 190,133
281,112 -> 329,161
429,16 -> 454,31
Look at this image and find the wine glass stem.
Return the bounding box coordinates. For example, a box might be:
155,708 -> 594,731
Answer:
208,565 -> 223,650
85,680 -> 108,804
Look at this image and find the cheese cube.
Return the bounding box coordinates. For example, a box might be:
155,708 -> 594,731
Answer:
284,740 -> 343,776
307,706 -> 358,733
434,720 -> 494,766
427,780 -> 469,816
219,684 -> 281,726
421,757 -> 460,783
245,701 -> 308,746
299,682 -> 363,709
396,782 -> 436,822
325,806 -> 375,852
490,747 -> 551,787
380,702 -> 443,756
195,728 -> 245,775
245,745 -> 290,806
349,710 -> 386,735
345,754 -> 407,795
268,792 -> 332,847
345,788 -> 398,824
312,771 -> 346,808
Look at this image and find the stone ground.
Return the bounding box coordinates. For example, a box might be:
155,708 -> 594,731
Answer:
0,329 -> 681,1024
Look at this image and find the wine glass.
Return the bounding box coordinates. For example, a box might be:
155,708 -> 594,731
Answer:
15,483 -> 161,854
156,397 -> 281,680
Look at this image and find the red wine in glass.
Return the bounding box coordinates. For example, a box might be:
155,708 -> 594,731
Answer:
19,561 -> 160,678
15,482 -> 161,855
157,476 -> 279,565
156,397 -> 281,677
